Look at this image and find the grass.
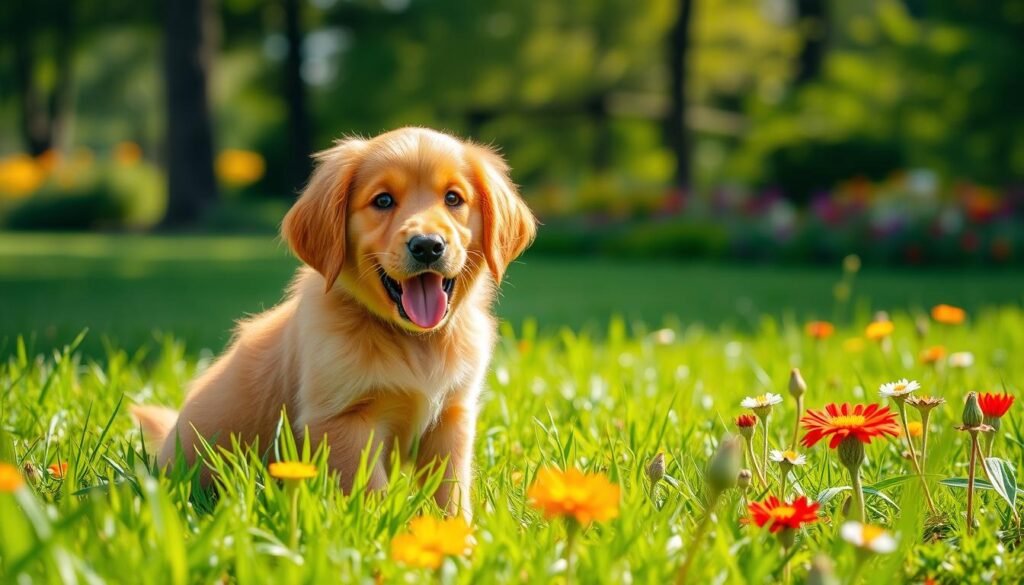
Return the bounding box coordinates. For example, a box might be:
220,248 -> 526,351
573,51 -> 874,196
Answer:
2,233 -> 1024,357
2,304 -> 1024,582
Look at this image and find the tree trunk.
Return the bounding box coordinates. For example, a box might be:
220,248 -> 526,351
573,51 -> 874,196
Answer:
664,0 -> 694,190
283,0 -> 312,193
794,0 -> 828,85
162,0 -> 218,227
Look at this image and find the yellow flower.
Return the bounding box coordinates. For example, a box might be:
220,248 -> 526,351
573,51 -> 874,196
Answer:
216,149 -> 265,187
931,304 -> 965,325
391,516 -> 473,569
0,154 -> 45,198
114,141 -> 143,166
268,461 -> 317,481
0,462 -> 25,492
865,321 -> 894,341
527,467 -> 620,524
919,346 -> 946,365
906,421 -> 923,438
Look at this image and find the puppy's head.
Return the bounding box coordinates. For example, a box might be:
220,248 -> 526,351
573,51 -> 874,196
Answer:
282,127 -> 536,333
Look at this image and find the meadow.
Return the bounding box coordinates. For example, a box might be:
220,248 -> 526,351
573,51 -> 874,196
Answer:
1,234 -> 1023,583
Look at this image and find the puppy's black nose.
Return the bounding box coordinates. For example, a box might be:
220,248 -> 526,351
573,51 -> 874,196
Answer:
408,234 -> 446,264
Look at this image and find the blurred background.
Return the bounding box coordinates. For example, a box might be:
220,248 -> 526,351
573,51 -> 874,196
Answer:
1,0 -> 1023,355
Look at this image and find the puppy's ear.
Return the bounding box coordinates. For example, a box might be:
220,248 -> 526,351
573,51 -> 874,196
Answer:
467,145 -> 537,283
282,138 -> 367,292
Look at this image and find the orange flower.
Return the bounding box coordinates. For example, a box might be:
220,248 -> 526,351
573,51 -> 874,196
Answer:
216,149 -> 265,188
48,461 -> 68,478
977,392 -> 1014,419
801,403 -> 901,449
735,414 -> 758,428
748,495 -> 819,533
113,141 -> 143,166
805,321 -> 835,340
0,462 -> 24,492
919,346 -> 946,365
0,154 -> 45,198
391,516 -> 473,569
931,304 -> 966,325
905,421 -> 923,438
527,467 -> 620,524
268,461 -> 317,481
865,321 -> 894,341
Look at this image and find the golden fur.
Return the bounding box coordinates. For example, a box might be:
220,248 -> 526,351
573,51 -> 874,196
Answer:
133,127 -> 536,517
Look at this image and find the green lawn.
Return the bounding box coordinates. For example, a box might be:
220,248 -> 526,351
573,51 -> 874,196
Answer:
2,233 -> 1024,357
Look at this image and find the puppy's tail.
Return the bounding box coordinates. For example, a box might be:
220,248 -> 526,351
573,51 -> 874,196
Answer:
131,405 -> 178,453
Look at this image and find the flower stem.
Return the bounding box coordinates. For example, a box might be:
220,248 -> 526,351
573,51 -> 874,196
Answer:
287,483 -> 300,550
744,437 -> 767,488
677,491 -> 721,584
920,410 -> 932,473
791,396 -> 803,451
565,520 -> 578,585
847,464 -> 866,523
761,414 -> 770,487
967,432 -> 979,536
898,403 -> 938,515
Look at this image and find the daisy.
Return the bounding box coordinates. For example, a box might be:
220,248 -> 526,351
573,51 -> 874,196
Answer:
948,352 -> 974,369
841,521 -> 898,554
741,393 -> 783,411
769,450 -> 806,466
879,379 -> 920,402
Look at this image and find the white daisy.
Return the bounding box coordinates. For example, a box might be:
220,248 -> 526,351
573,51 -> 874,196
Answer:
841,521 -> 898,554
769,449 -> 806,466
740,393 -> 783,410
879,378 -> 920,399
948,352 -> 975,369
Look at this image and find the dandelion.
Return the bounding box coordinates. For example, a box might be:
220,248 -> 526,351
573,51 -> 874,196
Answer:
801,403 -> 900,522
956,392 -> 993,535
391,515 -> 473,570
805,321 -> 835,340
865,321 -> 894,341
948,352 -> 974,369
216,149 -> 266,188
528,468 -> 620,525
268,461 -> 317,481
748,495 -> 820,582
978,391 -> 1013,456
880,379 -> 936,513
919,346 -> 946,365
840,521 -> 897,554
931,304 -> 966,325
48,461 -> 68,479
741,393 -> 782,480
0,462 -> 24,492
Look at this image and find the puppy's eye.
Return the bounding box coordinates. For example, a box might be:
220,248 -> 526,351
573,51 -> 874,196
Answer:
372,193 -> 394,209
444,191 -> 463,207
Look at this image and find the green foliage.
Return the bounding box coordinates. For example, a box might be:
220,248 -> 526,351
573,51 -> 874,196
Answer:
2,308 -> 1024,581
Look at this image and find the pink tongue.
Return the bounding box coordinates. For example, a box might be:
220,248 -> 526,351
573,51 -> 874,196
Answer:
401,273 -> 448,328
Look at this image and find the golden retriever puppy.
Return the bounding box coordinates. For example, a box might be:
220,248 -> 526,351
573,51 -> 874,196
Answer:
133,127 -> 535,517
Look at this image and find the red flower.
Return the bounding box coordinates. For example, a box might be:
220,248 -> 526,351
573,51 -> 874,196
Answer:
801,403 -> 900,449
748,495 -> 820,533
978,392 -> 1014,418
735,414 -> 758,428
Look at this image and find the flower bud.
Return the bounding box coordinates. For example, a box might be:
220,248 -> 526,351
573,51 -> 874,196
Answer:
984,416 -> 1001,433
777,526 -> 797,549
915,316 -> 929,340
789,368 -> 807,399
962,392 -> 983,428
646,452 -> 665,484
807,554 -> 839,585
837,436 -> 864,470
737,469 -> 752,490
707,436 -> 742,494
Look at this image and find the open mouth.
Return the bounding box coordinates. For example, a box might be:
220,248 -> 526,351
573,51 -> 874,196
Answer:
379,268 -> 455,329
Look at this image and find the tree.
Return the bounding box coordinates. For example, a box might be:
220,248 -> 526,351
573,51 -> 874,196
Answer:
162,0 -> 218,227
664,0 -> 694,189
282,0 -> 312,193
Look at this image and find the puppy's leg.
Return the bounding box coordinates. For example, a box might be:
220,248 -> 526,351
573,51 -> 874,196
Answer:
417,402 -> 476,519
305,412 -> 391,493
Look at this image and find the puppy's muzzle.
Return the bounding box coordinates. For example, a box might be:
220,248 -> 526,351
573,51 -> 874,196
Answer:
407,234 -> 446,266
